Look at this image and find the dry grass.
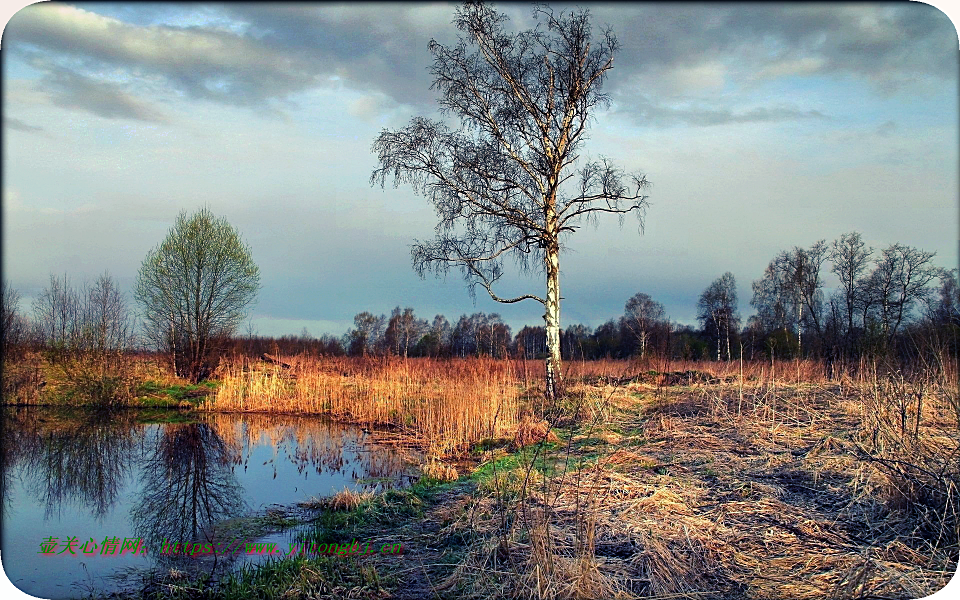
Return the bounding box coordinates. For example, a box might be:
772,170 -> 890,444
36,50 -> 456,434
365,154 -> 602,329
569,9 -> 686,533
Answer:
204,356 -> 522,455
1,354 -> 45,404
299,487 -> 376,511
422,457 -> 461,482
437,363 -> 959,599
512,415 -> 560,450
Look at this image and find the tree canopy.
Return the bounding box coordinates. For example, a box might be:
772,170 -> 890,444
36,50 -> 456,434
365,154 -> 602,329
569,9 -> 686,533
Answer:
371,2 -> 648,398
135,208 -> 260,382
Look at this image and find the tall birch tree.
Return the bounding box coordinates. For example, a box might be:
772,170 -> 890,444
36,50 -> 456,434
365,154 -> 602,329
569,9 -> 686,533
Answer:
371,2 -> 649,399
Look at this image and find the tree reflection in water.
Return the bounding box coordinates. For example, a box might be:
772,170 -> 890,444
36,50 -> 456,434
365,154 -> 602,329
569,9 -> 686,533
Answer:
6,408 -> 140,520
131,423 -> 245,562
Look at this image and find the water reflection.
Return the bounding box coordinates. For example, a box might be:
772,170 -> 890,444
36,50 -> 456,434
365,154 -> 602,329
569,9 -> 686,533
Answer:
5,408 -> 140,520
1,407 -> 413,597
207,413 -> 413,490
131,423 -> 245,562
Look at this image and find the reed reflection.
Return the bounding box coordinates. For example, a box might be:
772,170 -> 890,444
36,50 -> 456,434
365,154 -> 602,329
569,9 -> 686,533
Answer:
131,423 -> 245,562
206,413 -> 412,488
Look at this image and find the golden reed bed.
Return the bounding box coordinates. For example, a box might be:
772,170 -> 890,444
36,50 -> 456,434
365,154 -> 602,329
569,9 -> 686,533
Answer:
204,356 -> 523,455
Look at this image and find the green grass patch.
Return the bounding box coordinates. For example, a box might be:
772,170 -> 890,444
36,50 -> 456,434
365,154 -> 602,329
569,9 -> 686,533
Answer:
217,554 -> 385,600
138,380 -> 218,401
299,479 -> 451,548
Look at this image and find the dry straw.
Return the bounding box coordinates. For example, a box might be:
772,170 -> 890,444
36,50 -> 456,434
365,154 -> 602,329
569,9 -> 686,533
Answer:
205,356 -> 522,455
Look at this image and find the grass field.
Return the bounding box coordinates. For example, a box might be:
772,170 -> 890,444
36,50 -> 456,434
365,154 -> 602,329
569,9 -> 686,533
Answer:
4,352 -> 958,598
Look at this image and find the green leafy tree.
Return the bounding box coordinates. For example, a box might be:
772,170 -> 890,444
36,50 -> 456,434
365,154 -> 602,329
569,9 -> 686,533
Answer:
135,208 -> 260,382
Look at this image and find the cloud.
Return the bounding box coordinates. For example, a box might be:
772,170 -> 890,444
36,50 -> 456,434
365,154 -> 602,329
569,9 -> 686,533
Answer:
218,3 -> 450,106
875,120 -> 897,137
348,94 -> 392,121
40,65 -> 168,123
620,97 -> 829,127
4,116 -> 44,132
4,3 -> 954,124
6,3 -> 325,108
595,4 -> 957,97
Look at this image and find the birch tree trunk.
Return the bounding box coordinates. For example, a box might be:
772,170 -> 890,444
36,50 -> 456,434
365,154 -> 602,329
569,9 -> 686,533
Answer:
545,240 -> 563,400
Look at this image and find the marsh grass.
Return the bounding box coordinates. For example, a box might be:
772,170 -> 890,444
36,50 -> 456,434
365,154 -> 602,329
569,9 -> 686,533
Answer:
439,359 -> 960,599
205,356 -> 522,455
27,353 -> 959,598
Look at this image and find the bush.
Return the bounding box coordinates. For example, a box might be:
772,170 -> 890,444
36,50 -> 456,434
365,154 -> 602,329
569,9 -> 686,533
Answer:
60,354 -> 137,408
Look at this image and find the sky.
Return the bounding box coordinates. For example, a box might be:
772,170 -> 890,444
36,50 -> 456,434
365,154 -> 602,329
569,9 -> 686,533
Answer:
2,2 -> 959,340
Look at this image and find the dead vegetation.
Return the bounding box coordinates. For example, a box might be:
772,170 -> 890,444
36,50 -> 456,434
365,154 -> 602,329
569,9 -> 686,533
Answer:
203,355 -> 958,599
205,356 -> 522,455
424,362 -> 959,600
9,351 -> 954,598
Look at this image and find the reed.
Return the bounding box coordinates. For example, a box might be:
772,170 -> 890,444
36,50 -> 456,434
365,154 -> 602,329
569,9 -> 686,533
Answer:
204,356 -> 522,455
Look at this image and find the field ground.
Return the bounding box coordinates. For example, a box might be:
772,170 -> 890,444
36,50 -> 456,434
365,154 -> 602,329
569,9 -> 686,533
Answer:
3,354 -> 958,598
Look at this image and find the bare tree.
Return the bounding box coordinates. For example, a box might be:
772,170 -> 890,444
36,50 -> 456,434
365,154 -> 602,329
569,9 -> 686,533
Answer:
345,311 -> 385,357
788,240 -> 829,353
866,243 -> 942,341
82,272 -> 134,355
751,242 -> 827,357
371,3 -> 649,400
927,268 -> 959,326
33,273 -> 81,353
623,292 -> 665,359
385,307 -> 428,358
2,281 -> 27,359
830,232 -> 873,338
697,272 -> 739,361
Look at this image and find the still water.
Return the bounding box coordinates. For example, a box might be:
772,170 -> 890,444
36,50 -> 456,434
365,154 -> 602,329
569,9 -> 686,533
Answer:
1,407 -> 413,599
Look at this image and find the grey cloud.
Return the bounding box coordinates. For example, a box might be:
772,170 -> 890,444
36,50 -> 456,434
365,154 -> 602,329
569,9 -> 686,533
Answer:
875,120 -> 897,137
6,4 -> 326,108
593,3 -> 957,96
622,96 -> 829,127
4,116 -> 44,132
40,66 -> 168,123
5,2 -> 451,112
218,3 -> 452,106
3,3 -> 955,119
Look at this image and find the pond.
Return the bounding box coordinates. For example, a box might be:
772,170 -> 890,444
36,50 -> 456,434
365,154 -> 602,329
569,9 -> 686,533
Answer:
0,407 -> 414,599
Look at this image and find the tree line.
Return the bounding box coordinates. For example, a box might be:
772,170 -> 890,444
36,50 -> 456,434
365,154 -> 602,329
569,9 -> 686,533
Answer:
4,231 -> 957,370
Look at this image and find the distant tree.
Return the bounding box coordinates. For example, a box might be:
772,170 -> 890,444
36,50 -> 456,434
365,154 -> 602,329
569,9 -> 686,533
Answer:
135,208 -> 260,382
345,311 -> 385,357
514,325 -> 547,359
33,273 -> 81,353
751,242 -> 827,357
562,323 -> 592,360
2,281 -> 27,359
928,269 -> 960,327
697,272 -> 739,361
487,314 -> 512,358
418,314 -> 452,357
865,243 -> 942,341
623,292 -> 666,359
82,272 -> 134,355
592,319 -> 626,358
371,3 -> 649,400
830,232 -> 873,340
384,307 -> 429,358
671,324 -> 709,361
